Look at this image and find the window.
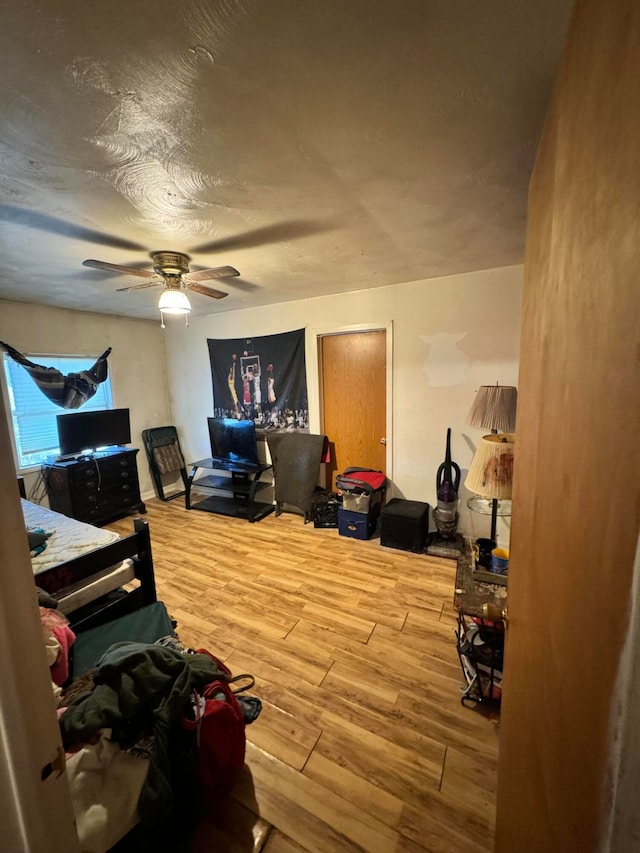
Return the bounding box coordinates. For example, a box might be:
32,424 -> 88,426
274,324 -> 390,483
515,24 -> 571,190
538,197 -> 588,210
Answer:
2,353 -> 114,470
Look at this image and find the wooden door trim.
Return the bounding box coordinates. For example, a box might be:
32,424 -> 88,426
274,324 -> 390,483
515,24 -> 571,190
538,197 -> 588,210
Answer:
308,321 -> 393,483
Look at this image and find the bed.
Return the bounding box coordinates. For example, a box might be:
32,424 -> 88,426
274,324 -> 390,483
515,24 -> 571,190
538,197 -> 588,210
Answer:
22,498 -> 157,632
21,500 -> 174,852
23,498 -> 258,852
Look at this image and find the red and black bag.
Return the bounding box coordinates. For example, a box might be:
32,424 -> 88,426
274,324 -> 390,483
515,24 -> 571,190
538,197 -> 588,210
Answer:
181,649 -> 254,806
335,467 -> 386,495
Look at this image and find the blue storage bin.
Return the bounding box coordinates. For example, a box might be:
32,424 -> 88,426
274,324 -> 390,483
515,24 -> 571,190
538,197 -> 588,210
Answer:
338,507 -> 377,540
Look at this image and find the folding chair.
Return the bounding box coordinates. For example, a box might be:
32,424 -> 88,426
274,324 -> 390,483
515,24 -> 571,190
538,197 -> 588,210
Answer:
142,426 -> 189,502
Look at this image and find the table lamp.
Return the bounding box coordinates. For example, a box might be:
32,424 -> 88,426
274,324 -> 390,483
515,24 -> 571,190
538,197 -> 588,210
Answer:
465,433 -> 515,542
467,385 -> 517,434
466,384 -> 517,544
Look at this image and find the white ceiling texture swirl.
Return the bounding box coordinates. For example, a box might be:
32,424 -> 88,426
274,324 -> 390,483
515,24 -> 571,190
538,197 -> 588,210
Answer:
0,0 -> 574,319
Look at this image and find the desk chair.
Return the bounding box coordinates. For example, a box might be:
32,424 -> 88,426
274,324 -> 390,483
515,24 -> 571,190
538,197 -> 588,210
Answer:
267,432 -> 329,522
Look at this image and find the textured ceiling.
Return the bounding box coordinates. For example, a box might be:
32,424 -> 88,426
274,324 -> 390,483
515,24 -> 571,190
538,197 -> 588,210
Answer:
0,0 -> 574,320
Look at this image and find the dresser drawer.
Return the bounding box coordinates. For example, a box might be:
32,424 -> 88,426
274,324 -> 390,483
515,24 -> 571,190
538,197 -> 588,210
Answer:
76,490 -> 141,523
45,448 -> 143,525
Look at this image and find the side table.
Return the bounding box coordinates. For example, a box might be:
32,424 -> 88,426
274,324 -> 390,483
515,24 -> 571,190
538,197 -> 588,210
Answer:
454,541 -> 507,706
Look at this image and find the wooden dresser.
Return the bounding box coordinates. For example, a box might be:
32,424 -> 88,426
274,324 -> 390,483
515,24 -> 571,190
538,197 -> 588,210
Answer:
43,447 -> 145,526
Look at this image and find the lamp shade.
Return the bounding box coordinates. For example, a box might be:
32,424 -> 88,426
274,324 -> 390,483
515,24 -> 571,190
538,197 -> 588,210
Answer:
158,289 -> 191,315
465,433 -> 515,500
467,385 -> 517,433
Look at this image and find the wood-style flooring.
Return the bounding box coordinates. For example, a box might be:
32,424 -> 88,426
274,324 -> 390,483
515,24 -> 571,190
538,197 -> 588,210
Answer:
106,498 -> 499,853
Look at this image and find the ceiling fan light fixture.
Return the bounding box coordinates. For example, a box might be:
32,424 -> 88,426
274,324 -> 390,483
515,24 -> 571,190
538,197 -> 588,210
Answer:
158,288 -> 191,315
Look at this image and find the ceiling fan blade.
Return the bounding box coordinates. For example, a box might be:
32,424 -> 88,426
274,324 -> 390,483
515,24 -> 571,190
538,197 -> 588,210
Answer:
116,281 -> 163,292
190,219 -> 332,254
0,205 -> 147,251
187,265 -> 240,282
187,282 -> 228,300
83,259 -> 155,278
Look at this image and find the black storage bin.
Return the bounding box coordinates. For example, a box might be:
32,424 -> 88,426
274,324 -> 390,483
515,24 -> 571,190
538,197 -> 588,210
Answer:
338,507 -> 377,540
380,499 -> 430,553
310,490 -> 342,528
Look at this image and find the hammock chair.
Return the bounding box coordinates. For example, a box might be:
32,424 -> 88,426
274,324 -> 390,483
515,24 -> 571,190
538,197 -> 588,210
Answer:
0,342 -> 112,409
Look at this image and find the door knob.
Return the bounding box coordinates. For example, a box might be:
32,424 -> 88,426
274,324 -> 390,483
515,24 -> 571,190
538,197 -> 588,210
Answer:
482,603 -> 508,625
380,438 -> 387,445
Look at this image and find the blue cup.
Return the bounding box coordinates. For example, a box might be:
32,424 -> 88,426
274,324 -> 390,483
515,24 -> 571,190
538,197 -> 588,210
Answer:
491,548 -> 509,575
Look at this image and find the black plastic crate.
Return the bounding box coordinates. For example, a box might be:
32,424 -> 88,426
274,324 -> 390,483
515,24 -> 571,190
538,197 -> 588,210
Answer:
310,490 -> 342,528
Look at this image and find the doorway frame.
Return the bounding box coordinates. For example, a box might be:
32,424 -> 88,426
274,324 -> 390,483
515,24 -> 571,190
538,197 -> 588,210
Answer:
307,321 -> 394,483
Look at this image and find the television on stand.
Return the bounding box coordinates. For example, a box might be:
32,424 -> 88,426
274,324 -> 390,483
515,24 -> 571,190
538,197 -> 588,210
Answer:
56,408 -> 131,459
207,417 -> 260,469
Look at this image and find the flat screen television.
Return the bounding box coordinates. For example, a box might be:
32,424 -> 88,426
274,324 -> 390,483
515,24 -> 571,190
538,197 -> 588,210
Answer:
56,408 -> 131,456
207,417 -> 260,468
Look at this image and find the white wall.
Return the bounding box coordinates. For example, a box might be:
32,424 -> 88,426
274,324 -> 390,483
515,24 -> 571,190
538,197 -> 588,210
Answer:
0,300 -> 171,500
0,266 -> 522,539
162,265 -> 523,544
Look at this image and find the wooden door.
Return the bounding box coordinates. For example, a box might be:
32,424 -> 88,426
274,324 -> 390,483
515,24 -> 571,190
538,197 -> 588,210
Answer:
320,330 -> 386,487
496,0 -> 640,849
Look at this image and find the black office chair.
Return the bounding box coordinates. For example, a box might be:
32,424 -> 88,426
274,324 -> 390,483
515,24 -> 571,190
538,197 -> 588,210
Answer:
142,426 -> 189,502
266,432 -> 329,522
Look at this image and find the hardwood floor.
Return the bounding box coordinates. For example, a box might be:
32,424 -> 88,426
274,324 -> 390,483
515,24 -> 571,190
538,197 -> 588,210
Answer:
106,498 -> 499,853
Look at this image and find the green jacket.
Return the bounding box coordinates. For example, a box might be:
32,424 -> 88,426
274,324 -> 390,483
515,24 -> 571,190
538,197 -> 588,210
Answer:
60,642 -> 225,820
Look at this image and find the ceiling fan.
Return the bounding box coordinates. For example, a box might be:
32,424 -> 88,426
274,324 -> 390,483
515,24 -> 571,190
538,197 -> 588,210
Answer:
82,250 -> 239,301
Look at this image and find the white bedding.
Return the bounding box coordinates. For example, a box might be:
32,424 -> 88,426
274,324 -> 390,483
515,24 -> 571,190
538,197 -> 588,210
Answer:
22,499 -> 120,574
22,499 -> 135,614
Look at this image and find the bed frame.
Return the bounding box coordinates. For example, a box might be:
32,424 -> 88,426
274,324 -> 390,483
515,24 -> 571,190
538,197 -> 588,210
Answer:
35,518 -> 157,633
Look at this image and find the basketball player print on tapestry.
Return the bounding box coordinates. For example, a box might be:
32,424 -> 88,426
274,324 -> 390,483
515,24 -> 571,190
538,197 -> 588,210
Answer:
207,329 -> 308,432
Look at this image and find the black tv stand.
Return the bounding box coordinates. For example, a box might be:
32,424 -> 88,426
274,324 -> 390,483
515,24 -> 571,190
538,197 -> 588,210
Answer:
56,453 -> 81,462
186,457 -> 274,522
54,445 -> 131,463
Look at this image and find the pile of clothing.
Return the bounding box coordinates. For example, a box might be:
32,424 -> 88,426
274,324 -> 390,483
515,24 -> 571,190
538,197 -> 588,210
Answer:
40,605 -> 75,699
54,638 -> 260,852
